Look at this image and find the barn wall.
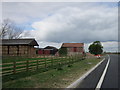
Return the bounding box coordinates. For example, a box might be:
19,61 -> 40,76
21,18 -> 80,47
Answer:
38,49 -> 43,54
19,45 -> 28,56
27,46 -> 36,57
9,46 -> 17,55
2,45 -> 36,57
2,46 -> 8,55
44,50 -> 50,55
37,49 -> 58,55
67,47 -> 84,56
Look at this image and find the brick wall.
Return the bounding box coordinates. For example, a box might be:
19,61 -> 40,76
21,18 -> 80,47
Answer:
67,47 -> 84,56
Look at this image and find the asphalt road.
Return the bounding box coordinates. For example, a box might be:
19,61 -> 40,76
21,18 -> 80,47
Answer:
75,54 -> 119,89
101,54 -> 118,89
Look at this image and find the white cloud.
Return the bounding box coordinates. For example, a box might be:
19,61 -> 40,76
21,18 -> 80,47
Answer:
25,5 -> 118,44
102,41 -> 119,52
2,2 -> 118,52
37,41 -> 62,49
85,41 -> 119,52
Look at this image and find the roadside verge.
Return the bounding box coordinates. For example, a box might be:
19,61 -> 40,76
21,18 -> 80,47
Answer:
67,58 -> 105,88
3,58 -> 104,88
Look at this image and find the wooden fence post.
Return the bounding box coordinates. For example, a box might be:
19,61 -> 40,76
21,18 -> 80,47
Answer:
65,56 -> 67,64
69,55 -> 70,64
73,55 -> 74,62
54,55 -> 56,65
36,59 -> 38,70
76,54 -> 77,61
44,55 -> 47,69
59,56 -> 61,65
59,56 -> 61,66
62,56 -> 63,65
62,56 -> 64,65
13,61 -> 16,74
65,56 -> 66,64
57,56 -> 59,65
71,55 -> 73,63
75,54 -> 77,61
51,55 -> 53,67
26,60 -> 29,71
68,56 -> 69,64
70,56 -> 72,63
69,56 -> 71,64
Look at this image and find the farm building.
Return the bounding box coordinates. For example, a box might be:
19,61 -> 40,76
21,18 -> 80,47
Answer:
1,39 -> 39,56
36,48 -> 44,55
60,43 -> 85,56
36,46 -> 58,55
44,46 -> 58,55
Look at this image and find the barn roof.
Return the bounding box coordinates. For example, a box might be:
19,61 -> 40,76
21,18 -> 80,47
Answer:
44,46 -> 58,49
1,39 -> 39,46
61,43 -> 84,48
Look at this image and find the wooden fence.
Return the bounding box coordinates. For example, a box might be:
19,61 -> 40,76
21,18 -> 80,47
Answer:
1,55 -> 83,76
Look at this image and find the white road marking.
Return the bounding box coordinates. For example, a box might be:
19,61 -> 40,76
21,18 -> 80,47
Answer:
67,58 -> 105,88
95,55 -> 110,90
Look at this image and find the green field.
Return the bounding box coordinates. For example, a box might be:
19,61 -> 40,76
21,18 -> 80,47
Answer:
2,57 -> 103,88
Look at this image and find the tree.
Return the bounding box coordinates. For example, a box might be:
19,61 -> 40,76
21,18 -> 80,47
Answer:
88,41 -> 103,55
0,19 -> 23,39
59,47 -> 67,56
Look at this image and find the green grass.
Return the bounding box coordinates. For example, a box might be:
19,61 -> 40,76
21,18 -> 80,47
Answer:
2,57 -> 102,88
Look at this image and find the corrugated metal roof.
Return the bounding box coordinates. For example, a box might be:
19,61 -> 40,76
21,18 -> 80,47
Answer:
1,39 -> 39,46
61,43 -> 84,48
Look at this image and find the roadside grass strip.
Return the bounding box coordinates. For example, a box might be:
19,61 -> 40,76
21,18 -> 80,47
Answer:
3,57 -> 102,88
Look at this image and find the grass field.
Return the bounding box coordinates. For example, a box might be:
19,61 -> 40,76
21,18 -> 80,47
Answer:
2,57 -> 103,88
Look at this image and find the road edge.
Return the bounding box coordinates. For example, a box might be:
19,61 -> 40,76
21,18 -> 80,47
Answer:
67,58 -> 105,88
95,55 -> 110,89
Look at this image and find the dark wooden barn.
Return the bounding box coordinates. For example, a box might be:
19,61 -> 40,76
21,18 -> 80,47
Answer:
44,46 -> 58,55
1,39 -> 39,56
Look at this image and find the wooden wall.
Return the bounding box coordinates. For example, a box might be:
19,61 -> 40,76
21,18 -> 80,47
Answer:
2,45 -> 36,57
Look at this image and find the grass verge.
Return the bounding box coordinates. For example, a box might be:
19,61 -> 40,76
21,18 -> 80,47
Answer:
3,57 -> 102,88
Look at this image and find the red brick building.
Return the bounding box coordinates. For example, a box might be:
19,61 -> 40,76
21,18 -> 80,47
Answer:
37,48 -> 44,55
36,46 -> 58,55
61,43 -> 84,56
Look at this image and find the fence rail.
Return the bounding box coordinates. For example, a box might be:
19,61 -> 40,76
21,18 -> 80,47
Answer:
1,55 -> 84,76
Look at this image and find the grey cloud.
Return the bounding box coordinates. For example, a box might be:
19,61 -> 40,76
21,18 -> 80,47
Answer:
40,6 -> 118,43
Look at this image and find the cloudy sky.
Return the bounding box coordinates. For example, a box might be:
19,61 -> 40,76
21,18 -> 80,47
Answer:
2,2 -> 119,52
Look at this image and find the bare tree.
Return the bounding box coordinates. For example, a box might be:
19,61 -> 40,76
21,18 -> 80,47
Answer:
0,19 -> 10,39
0,19 -> 23,39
